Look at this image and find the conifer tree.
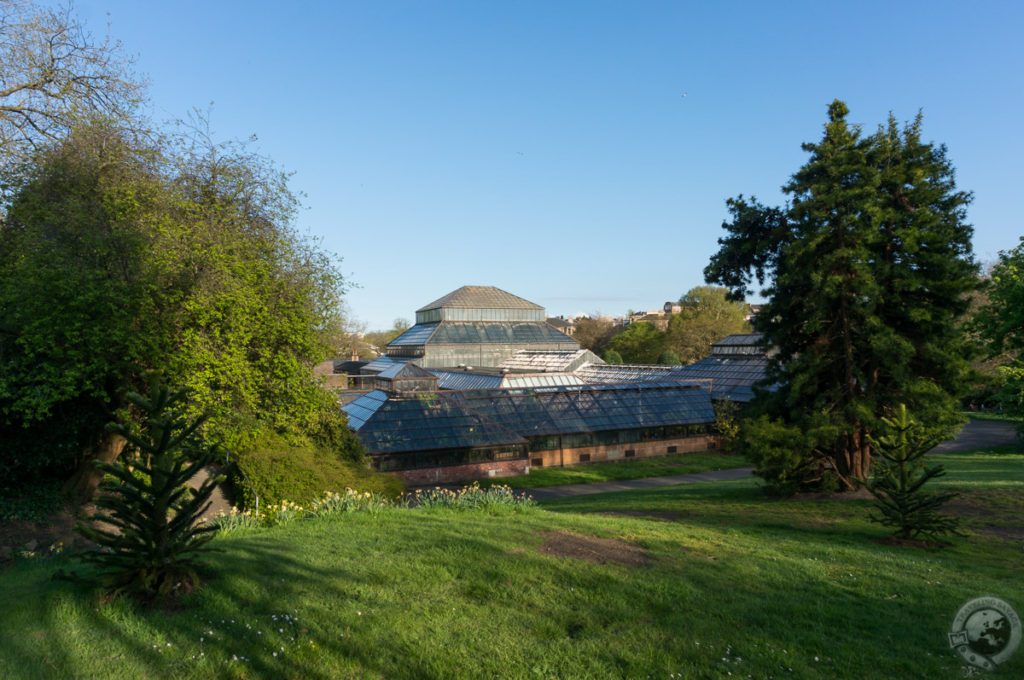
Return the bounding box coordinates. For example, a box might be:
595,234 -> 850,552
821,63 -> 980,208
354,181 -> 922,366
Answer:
706,101 -> 976,492
866,404 -> 961,540
74,382 -> 222,604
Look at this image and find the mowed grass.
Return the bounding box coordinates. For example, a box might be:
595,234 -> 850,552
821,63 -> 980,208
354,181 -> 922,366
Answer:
1,448 -> 1021,679
482,450 -> 748,489
960,411 -> 1024,424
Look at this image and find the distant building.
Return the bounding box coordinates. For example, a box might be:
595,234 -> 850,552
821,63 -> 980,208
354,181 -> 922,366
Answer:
545,316 -> 575,336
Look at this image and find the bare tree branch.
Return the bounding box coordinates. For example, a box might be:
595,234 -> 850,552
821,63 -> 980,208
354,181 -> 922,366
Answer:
0,0 -> 145,164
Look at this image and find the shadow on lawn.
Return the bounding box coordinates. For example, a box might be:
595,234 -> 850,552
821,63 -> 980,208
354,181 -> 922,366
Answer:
5,505 -> 1019,679
2,540 -> 363,680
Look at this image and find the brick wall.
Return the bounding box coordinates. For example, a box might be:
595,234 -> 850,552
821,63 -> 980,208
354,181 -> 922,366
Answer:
394,458 -> 529,486
529,435 -> 717,468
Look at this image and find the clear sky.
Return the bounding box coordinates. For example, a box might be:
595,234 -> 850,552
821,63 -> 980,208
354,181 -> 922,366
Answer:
72,0 -> 1024,330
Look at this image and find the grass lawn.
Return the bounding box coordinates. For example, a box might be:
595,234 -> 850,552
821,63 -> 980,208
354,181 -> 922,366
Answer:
1,447 -> 1021,679
961,410 -> 1024,424
482,450 -> 749,489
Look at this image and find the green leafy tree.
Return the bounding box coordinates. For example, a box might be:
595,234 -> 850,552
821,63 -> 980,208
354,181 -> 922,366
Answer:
573,315 -> 618,357
74,382 -> 222,604
665,285 -> 750,363
608,322 -> 665,364
866,404 -> 961,540
706,100 -> 976,492
602,349 -> 624,364
0,121 -> 363,500
974,238 -> 1024,419
657,350 -> 682,365
363,318 -> 412,356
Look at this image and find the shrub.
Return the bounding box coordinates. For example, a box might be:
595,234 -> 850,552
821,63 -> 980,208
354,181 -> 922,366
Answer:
735,414 -> 837,496
712,400 -> 741,450
602,349 -> 623,364
73,383 -> 221,605
229,432 -> 403,509
657,350 -> 682,365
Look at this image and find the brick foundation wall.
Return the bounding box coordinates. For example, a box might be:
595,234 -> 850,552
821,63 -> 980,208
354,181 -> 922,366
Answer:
393,458 -> 529,485
529,435 -> 717,468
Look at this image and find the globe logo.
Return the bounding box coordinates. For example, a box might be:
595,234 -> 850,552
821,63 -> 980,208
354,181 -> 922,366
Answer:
949,597 -> 1021,671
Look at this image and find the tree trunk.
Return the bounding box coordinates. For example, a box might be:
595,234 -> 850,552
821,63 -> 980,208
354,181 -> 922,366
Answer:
832,427 -> 872,492
62,430 -> 127,504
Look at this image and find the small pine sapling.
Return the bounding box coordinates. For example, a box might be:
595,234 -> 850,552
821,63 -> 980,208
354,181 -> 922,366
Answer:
74,382 -> 224,604
866,404 -> 962,541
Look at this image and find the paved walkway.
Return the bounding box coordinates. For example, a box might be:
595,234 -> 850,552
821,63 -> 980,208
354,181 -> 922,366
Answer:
932,419 -> 1018,453
525,418 -> 1020,501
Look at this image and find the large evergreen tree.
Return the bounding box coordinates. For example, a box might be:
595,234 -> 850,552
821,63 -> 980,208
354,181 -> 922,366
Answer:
705,100 -> 976,492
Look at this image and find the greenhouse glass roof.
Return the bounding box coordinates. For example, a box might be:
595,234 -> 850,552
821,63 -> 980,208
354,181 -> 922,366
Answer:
344,382 -> 715,455
360,356 -> 411,374
343,393 -> 526,454
342,390 -> 390,430
388,323 -> 440,346
429,322 -> 575,345
674,357 -> 771,402
432,371 -> 505,390
573,357 -> 770,402
499,349 -> 602,373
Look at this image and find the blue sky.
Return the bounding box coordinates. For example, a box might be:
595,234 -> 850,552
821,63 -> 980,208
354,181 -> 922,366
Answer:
73,0 -> 1024,330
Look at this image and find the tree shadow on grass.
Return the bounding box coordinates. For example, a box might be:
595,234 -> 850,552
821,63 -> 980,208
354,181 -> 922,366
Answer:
4,507 -> 1018,679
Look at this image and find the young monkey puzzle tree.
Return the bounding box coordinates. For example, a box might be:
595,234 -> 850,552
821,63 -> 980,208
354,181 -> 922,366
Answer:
866,404 -> 961,541
74,382 -> 222,604
706,100 -> 976,493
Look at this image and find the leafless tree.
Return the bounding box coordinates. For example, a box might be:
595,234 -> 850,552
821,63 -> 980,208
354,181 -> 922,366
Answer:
0,0 -> 143,162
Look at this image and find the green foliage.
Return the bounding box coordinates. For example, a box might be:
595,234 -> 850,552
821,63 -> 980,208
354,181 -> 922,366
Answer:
363,318 -> 412,356
73,383 -> 222,604
974,238 -> 1024,429
711,400 -> 741,449
665,286 -> 750,364
657,349 -> 682,365
0,121 -> 358,493
601,349 -> 624,364
734,415 -> 822,496
866,404 -> 962,540
0,478 -> 64,523
608,321 -> 665,364
974,237 -> 1024,356
705,100 -> 976,490
412,483 -> 534,512
230,432 -> 402,510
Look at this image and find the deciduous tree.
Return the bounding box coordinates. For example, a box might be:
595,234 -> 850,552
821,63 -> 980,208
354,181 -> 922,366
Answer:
974,237 -> 1024,415
608,321 -> 665,364
0,0 -> 142,167
664,285 -> 749,364
573,315 -> 618,357
0,122 -> 363,500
